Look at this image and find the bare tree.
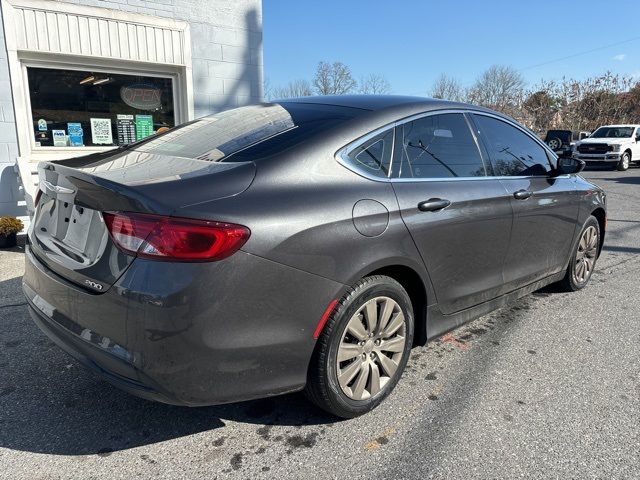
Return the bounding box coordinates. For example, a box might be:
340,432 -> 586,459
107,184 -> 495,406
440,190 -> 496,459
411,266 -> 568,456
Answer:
468,65 -> 526,116
522,80 -> 561,133
270,79 -> 314,99
535,72 -> 636,132
359,74 -> 391,94
263,77 -> 273,101
429,67 -> 640,133
430,74 -> 466,102
313,61 -> 357,95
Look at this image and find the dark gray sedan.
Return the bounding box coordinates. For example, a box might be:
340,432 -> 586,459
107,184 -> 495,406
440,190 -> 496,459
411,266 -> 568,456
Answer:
23,96 -> 606,418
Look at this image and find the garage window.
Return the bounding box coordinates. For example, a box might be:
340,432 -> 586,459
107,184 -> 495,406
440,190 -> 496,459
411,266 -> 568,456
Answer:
27,67 -> 175,148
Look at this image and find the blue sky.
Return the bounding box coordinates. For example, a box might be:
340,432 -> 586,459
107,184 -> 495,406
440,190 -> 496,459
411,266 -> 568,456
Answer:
263,0 -> 640,94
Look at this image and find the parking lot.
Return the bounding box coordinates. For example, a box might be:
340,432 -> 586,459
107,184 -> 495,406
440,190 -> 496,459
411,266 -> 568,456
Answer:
0,167 -> 638,479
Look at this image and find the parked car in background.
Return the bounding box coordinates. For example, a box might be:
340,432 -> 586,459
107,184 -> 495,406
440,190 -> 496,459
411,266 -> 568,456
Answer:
23,96 -> 606,418
544,129 -> 590,158
573,124 -> 640,171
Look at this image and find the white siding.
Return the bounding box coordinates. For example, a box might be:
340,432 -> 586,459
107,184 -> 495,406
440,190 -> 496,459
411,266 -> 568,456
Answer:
11,2 -> 187,65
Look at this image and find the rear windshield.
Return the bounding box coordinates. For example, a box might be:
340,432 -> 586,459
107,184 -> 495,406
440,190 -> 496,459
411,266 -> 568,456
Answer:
128,103 -> 364,162
545,130 -> 571,142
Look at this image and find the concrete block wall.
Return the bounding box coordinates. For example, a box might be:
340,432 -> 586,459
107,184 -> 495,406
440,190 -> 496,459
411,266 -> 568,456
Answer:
0,4 -> 25,218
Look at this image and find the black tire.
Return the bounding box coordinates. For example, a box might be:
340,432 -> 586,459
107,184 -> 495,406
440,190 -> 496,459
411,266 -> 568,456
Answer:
558,216 -> 600,292
305,275 -> 414,418
616,152 -> 631,171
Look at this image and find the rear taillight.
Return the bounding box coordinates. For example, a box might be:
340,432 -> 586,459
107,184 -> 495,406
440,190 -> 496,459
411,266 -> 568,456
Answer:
103,212 -> 250,262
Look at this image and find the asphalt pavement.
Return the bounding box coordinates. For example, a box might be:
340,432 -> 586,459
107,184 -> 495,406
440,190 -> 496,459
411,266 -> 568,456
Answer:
0,166 -> 638,479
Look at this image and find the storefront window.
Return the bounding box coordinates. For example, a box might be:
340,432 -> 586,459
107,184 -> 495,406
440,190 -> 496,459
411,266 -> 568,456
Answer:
27,67 -> 175,148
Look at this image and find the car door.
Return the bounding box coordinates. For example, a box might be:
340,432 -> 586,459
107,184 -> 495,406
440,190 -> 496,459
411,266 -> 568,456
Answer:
633,127 -> 640,160
471,113 -> 581,289
391,111 -> 513,315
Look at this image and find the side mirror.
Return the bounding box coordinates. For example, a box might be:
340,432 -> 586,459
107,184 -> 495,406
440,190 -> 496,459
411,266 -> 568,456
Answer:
635,134 -> 640,142
553,157 -> 585,176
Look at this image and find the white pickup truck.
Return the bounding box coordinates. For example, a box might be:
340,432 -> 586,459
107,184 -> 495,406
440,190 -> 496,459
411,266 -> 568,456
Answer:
573,124 -> 640,171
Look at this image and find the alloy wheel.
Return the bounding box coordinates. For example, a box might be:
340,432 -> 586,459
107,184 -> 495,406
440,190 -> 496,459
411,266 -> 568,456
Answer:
574,225 -> 598,283
622,155 -> 630,169
336,296 -> 406,401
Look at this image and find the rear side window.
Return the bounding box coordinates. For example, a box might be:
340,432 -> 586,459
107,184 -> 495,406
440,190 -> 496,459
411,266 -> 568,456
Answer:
397,113 -> 486,179
342,129 -> 394,178
474,115 -> 552,176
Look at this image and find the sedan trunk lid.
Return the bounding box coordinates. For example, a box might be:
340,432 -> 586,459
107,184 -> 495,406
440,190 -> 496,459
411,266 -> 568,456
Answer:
29,152 -> 256,292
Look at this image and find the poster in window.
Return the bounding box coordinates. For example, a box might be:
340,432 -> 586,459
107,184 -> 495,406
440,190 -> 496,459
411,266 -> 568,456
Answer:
37,119 -> 47,131
35,131 -> 51,146
52,130 -> 67,147
116,114 -> 136,145
90,118 -> 113,145
135,115 -> 154,141
67,123 -> 84,147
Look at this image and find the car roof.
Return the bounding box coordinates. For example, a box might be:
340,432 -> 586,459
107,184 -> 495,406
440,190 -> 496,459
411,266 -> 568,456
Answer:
596,124 -> 640,128
280,94 -> 476,113
278,95 -> 509,132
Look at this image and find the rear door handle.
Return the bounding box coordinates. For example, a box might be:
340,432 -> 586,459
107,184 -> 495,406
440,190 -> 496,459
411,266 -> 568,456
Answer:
513,189 -> 533,200
418,198 -> 451,212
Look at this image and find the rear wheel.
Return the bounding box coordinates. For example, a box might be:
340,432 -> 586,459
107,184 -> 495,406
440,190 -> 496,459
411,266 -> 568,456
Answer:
305,275 -> 414,418
558,216 -> 600,291
616,152 -> 630,171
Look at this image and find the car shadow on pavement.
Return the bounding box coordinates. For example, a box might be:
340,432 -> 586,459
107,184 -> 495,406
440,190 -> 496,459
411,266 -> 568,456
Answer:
0,275 -> 336,457
583,163 -> 640,185
602,244 -> 640,254
606,175 -> 640,185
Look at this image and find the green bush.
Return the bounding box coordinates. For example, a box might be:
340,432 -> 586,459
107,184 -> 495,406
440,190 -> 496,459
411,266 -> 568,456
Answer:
0,217 -> 24,236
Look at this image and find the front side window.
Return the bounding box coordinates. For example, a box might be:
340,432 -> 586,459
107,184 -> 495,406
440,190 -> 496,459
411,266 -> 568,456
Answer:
398,113 -> 486,179
474,115 -> 552,176
343,129 -> 394,178
28,67 -> 175,148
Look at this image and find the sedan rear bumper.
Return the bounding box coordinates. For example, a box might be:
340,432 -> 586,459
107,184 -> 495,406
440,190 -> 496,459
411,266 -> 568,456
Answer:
25,297 -> 178,404
23,245 -> 344,406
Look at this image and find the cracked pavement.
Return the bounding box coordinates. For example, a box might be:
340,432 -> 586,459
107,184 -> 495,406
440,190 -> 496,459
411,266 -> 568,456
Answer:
0,167 -> 638,479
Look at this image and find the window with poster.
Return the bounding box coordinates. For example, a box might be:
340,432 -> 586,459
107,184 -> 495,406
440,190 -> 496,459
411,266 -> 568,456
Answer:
27,67 -> 175,148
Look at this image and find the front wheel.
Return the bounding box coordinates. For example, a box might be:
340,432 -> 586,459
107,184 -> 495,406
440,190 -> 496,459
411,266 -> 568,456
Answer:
558,216 -> 600,291
305,275 -> 414,418
616,152 -> 630,171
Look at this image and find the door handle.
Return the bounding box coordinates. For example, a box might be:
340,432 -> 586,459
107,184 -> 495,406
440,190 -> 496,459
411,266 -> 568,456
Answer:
513,189 -> 533,200
418,198 -> 451,212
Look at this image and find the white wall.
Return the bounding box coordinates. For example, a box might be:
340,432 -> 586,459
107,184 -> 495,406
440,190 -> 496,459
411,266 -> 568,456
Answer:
0,5 -> 25,218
